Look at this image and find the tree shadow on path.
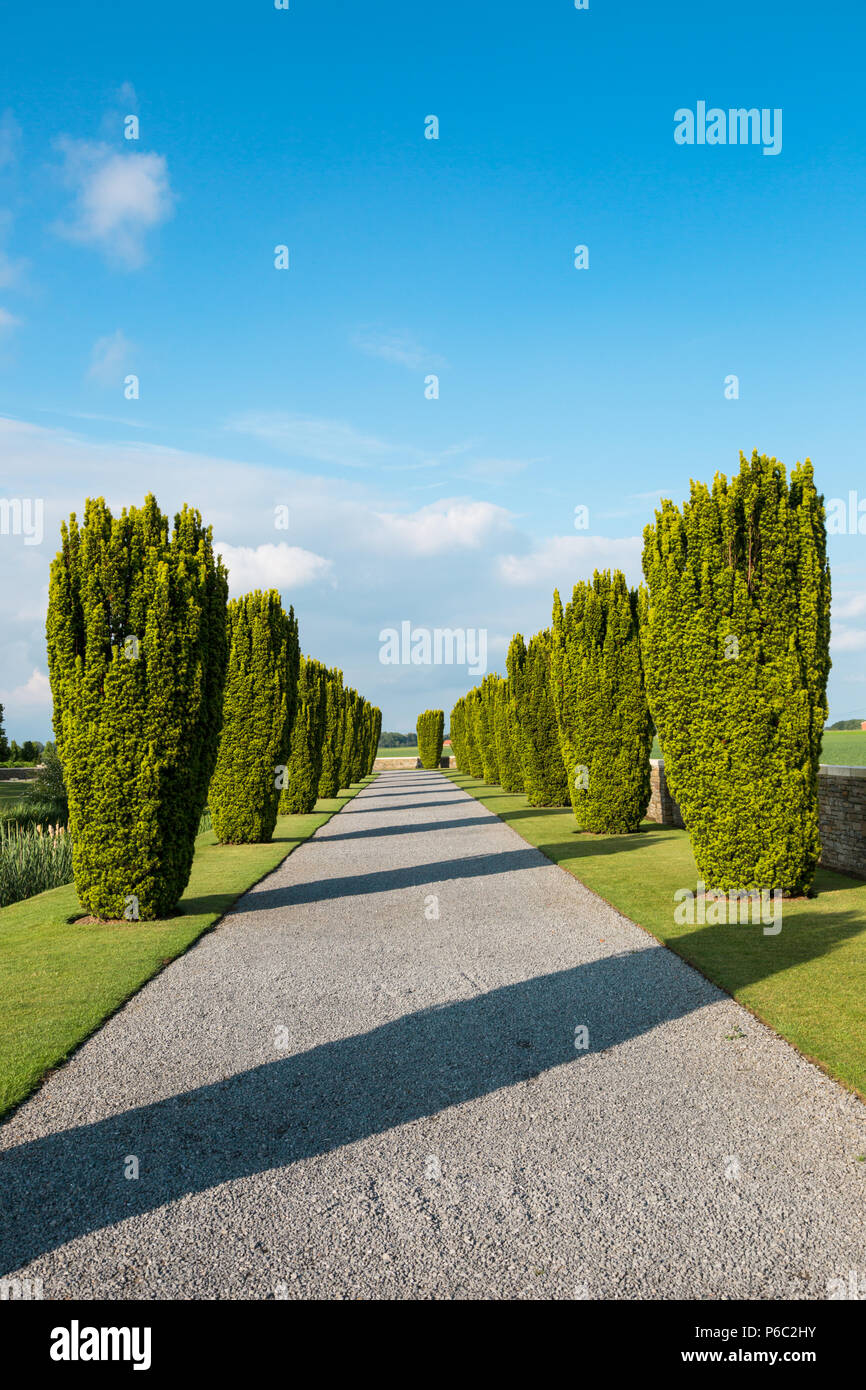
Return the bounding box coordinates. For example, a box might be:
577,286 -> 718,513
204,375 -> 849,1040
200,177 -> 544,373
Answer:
0,949 -> 716,1275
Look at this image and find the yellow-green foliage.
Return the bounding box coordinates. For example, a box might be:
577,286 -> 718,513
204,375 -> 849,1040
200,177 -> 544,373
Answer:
551,570 -> 651,833
641,451 -> 831,892
417,709 -> 444,768
46,495 -> 228,920
280,655 -> 328,814
509,631 -> 568,806
317,667 -> 345,798
210,591 -> 299,844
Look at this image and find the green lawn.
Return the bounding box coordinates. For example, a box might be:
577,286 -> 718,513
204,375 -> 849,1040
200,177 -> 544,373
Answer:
0,781 -> 35,806
650,729 -> 866,766
376,746 -> 420,758
447,772 -> 866,1098
0,779 -> 373,1119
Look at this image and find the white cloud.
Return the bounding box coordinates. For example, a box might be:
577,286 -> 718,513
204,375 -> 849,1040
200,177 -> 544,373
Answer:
0,667 -> 52,711
373,499 -> 514,556
227,412 -> 396,468
88,329 -> 134,385
54,138 -> 174,268
497,534 -> 644,589
352,328 -> 445,371
833,593 -> 866,621
0,306 -> 20,336
215,542 -> 333,597
831,626 -> 866,653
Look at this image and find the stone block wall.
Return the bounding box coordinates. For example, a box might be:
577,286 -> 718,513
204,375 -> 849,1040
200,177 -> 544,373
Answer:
647,758 -> 866,879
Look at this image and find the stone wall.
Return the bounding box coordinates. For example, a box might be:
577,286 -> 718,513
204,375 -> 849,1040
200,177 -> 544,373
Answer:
647,758 -> 866,879
818,765 -> 866,878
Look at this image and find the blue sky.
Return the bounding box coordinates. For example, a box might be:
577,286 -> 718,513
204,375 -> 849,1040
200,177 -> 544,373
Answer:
1,0 -> 864,738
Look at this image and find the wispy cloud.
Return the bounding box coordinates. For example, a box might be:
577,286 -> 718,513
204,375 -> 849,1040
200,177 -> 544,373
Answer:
87,329 -> 134,385
0,306 -> 20,337
227,412 -> 397,468
373,498 -> 514,556
352,328 -> 446,371
53,137 -> 174,268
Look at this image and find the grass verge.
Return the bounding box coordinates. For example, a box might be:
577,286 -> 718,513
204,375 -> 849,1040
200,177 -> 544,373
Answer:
447,771 -> 866,1098
0,778 -> 374,1119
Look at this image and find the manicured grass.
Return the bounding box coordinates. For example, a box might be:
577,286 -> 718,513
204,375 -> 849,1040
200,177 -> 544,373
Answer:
0,782 -> 33,806
376,746 -> 420,758
650,729 -> 866,765
819,730 -> 866,766
447,772 -> 866,1098
0,778 -> 373,1118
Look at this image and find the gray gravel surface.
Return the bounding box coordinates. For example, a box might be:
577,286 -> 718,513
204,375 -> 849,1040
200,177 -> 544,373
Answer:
1,769 -> 864,1300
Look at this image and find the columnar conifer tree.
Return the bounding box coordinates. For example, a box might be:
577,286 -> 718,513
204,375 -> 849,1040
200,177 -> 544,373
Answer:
280,655 -> 329,814
465,688 -> 485,778
46,495 -> 229,919
477,673 -> 501,784
510,630 -> 569,806
551,570 -> 652,833
641,450 -> 831,892
417,709 -> 445,768
339,688 -> 361,788
210,590 -> 300,844
493,676 -> 523,792
317,667 -> 345,798
449,697 -> 469,771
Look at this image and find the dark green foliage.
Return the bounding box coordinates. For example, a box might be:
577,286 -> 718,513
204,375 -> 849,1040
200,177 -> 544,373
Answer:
551,570 -> 652,833
46,495 -> 229,919
339,688 -> 364,787
378,730 -> 415,748
417,709 -> 444,768
641,450 -> 831,893
280,655 -> 328,814
493,677 -> 523,793
317,667 -> 345,798
24,744 -> 69,828
210,590 -> 299,844
464,690 -> 484,777
367,707 -> 383,774
509,630 -> 569,806
448,697 -> 470,772
476,674 -> 500,784
0,705 -> 8,761
828,718 -> 864,730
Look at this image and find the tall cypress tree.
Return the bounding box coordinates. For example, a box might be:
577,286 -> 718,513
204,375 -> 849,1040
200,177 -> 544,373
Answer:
280,655 -> 328,814
417,709 -> 445,768
477,673 -> 500,783
511,630 -> 569,806
641,450 -> 830,892
317,667 -> 345,798
339,687 -> 361,788
551,570 -> 652,833
449,697 -> 468,771
464,687 -> 485,778
493,676 -> 523,792
46,495 -> 228,919
210,591 -> 299,843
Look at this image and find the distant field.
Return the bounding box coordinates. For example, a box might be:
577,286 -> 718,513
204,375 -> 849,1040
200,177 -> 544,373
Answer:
376,746 -> 420,758
0,783 -> 31,805
651,730 -> 866,767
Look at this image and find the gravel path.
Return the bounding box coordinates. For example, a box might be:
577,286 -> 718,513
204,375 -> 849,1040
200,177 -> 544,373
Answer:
1,769 -> 864,1300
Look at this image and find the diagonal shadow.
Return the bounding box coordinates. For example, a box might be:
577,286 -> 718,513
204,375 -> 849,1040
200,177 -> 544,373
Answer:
0,950 -> 716,1274
188,848 -> 552,914
311,817 -> 497,842
342,799 -> 469,813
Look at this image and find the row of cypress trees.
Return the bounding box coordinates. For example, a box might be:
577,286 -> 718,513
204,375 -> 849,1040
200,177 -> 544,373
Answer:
450,452 -> 831,895
46,494 -> 381,920
416,709 -> 445,768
